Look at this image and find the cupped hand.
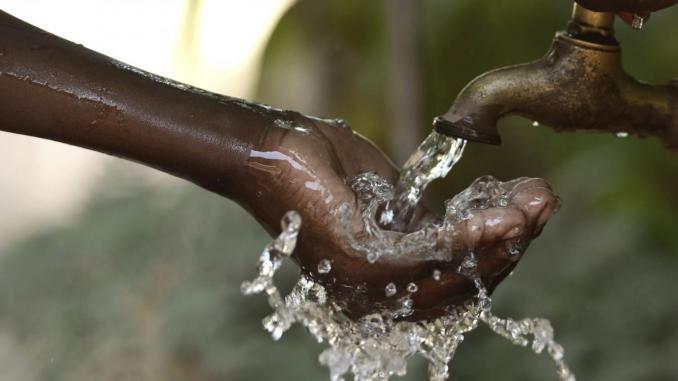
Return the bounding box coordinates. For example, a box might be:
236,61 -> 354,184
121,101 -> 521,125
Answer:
241,113 -> 560,321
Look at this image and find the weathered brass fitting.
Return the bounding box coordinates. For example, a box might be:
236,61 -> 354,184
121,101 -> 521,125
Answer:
434,3 -> 678,151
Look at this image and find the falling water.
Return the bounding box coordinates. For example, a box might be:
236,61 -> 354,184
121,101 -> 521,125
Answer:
381,131 -> 467,229
241,129 -> 575,381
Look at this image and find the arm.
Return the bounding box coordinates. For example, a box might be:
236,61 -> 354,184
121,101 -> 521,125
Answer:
0,10 -> 291,207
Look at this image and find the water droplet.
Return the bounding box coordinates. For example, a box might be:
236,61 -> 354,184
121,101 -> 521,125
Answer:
263,313 -> 286,341
498,197 -> 509,207
367,252 -> 378,263
281,210 -> 301,231
462,256 -> 476,269
379,208 -> 394,225
294,126 -> 311,134
532,121 -> 540,127
432,269 -> 442,281
317,259 -> 332,274
401,297 -> 413,310
616,131 -> 629,138
385,282 -> 397,297
631,13 -> 645,30
332,118 -> 349,129
406,282 -> 418,293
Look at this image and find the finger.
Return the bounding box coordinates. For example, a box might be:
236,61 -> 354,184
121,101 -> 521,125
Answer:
508,179 -> 560,235
484,206 -> 527,242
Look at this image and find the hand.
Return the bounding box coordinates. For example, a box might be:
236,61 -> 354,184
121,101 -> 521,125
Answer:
242,115 -> 560,320
575,0 -> 678,26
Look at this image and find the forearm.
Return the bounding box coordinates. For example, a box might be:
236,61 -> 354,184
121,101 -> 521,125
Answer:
0,10 -> 292,202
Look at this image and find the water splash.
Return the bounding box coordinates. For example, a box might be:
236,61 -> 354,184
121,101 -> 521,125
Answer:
317,259 -> 332,274
240,211 -> 301,341
242,206 -> 575,381
242,215 -> 480,380
432,269 -> 442,281
241,130 -> 574,380
385,283 -> 397,297
460,253 -> 576,381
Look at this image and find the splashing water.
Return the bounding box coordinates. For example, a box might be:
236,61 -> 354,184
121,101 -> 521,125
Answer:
242,208 -> 574,381
242,209 -> 477,381
460,253 -> 575,381
241,130 -> 575,380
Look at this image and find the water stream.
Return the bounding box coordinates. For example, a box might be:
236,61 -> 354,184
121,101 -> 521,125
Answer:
381,131 -> 467,230
241,131 -> 575,381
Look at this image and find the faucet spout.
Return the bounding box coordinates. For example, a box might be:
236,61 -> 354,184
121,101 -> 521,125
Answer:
434,4 -> 678,151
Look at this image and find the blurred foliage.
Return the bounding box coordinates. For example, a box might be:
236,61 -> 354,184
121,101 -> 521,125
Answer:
1,1 -> 677,380
0,172 -> 330,381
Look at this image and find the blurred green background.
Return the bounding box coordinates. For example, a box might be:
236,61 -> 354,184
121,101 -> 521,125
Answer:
0,1 -> 677,380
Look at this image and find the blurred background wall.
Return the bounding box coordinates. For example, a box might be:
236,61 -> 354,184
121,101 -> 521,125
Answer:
0,1 -> 676,380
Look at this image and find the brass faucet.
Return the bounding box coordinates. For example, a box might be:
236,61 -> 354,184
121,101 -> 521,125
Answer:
433,3 -> 678,151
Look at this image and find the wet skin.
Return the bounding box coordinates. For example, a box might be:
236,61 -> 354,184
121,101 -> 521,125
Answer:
2,10 -> 554,321
248,119 -> 560,320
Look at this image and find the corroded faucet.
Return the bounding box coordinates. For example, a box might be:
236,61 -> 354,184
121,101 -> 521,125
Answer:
434,3 -> 678,151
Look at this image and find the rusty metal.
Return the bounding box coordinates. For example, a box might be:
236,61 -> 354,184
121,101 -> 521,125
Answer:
434,3 -> 678,151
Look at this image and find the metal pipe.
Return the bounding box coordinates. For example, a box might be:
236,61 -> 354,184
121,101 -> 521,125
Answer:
572,3 -> 615,28
434,2 -> 678,152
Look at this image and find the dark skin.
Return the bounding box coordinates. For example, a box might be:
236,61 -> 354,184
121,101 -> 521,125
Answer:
250,119 -> 559,319
0,1 -> 673,321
